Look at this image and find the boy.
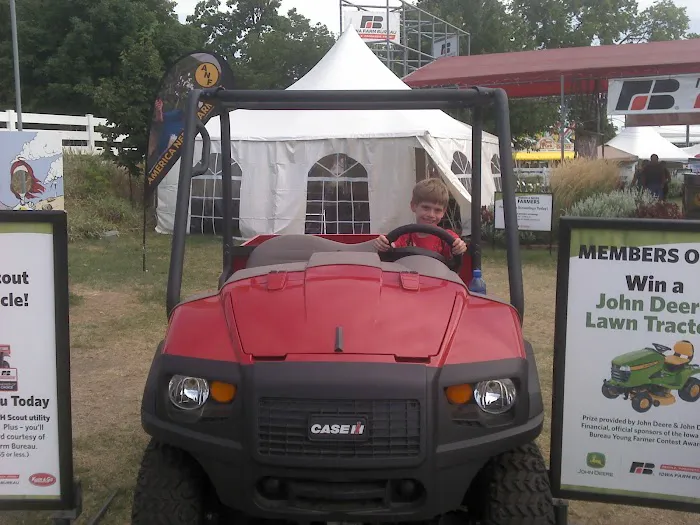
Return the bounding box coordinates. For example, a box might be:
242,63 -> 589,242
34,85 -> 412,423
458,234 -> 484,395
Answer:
373,178 -> 467,258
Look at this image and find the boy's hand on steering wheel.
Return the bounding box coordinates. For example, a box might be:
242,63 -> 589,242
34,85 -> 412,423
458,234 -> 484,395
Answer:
452,237 -> 467,255
373,234 -> 393,252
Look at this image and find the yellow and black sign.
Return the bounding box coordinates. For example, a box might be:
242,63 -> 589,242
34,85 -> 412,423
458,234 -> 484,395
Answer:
194,62 -> 220,87
145,51 -> 235,197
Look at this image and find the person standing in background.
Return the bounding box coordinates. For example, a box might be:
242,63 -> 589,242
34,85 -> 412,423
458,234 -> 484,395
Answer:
640,154 -> 665,198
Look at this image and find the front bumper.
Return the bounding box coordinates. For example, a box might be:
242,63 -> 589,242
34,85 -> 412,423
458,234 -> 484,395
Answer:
141,349 -> 544,522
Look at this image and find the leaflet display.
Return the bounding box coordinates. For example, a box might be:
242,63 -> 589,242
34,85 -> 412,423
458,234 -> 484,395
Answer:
0,211 -> 74,512
550,217 -> 700,514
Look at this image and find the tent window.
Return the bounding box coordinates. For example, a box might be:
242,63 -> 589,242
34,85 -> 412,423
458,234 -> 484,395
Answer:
490,154 -> 502,191
451,151 -> 472,192
306,153 -> 370,235
189,152 -> 243,236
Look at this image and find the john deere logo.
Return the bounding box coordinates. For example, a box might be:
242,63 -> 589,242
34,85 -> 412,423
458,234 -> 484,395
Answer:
586,452 -> 606,469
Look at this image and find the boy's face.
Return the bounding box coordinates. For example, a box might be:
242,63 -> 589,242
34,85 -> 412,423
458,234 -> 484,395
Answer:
411,200 -> 445,226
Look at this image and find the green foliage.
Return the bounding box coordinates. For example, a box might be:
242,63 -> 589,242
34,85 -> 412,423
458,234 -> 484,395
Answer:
63,153 -> 143,241
565,188 -> 657,218
187,1 -> 335,90
667,178 -> 684,199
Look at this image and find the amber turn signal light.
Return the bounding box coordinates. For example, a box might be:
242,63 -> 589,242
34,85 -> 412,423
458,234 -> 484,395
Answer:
210,381 -> 237,403
445,384 -> 473,405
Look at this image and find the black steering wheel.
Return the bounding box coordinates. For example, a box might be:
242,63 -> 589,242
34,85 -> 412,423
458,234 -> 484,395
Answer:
381,224 -> 463,272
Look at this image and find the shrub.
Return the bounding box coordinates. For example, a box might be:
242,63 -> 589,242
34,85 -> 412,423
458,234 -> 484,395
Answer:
549,157 -> 623,214
63,152 -> 145,241
565,188 -> 657,218
634,200 -> 684,219
667,178 -> 684,199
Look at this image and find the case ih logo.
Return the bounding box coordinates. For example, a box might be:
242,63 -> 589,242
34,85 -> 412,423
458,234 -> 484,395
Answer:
614,79 -> 683,112
630,462 -> 655,475
29,473 -> 56,487
360,15 -> 383,29
308,415 -> 368,440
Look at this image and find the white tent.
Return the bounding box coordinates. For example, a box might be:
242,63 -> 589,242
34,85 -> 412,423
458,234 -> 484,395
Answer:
603,127 -> 691,163
682,143 -> 700,158
155,25 -> 501,238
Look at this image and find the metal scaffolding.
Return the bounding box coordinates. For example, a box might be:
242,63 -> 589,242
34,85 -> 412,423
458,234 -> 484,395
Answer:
339,0 -> 470,78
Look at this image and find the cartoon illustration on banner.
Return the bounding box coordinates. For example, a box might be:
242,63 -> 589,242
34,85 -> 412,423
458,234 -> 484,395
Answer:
0,131 -> 64,211
553,221 -> 700,509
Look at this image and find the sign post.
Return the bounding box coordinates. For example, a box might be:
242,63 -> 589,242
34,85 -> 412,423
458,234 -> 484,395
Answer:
550,216 -> 700,514
0,210 -> 81,523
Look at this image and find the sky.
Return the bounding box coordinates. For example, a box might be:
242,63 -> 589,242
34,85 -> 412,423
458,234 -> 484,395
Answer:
173,0 -> 700,36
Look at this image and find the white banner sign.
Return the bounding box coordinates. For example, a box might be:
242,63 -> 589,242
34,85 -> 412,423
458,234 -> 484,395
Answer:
607,74 -> 700,115
344,10 -> 401,44
432,36 -> 459,58
0,213 -> 73,511
494,192 -> 553,232
551,219 -> 700,512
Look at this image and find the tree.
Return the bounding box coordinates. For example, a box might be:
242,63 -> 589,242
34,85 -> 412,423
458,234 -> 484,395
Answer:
187,1 -> 334,90
416,0 -> 561,148
0,0 -> 205,182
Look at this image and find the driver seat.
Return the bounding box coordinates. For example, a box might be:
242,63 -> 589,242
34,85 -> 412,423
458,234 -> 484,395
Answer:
664,340 -> 694,369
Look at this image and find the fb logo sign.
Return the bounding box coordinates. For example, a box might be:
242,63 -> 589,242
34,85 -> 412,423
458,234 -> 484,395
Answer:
615,79 -> 679,111
360,15 -> 383,29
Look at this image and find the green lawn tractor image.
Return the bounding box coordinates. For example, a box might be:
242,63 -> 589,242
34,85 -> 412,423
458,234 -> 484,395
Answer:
601,341 -> 700,413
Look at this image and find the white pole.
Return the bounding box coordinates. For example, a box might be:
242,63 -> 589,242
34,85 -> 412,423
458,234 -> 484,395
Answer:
10,0 -> 23,131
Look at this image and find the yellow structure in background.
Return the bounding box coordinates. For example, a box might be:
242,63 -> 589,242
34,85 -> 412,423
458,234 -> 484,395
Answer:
514,151 -> 575,161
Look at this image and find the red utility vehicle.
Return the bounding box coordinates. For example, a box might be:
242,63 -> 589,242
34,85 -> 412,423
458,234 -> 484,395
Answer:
132,87 -> 555,525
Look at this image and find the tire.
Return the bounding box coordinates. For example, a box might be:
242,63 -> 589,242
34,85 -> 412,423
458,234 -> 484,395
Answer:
678,377 -> 700,403
631,392 -> 653,413
131,439 -> 209,525
464,442 -> 555,525
601,383 -> 619,399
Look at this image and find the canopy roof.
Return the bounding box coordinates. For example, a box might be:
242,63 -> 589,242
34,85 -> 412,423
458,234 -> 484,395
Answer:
402,39 -> 700,98
205,25 -> 498,142
605,126 -> 691,162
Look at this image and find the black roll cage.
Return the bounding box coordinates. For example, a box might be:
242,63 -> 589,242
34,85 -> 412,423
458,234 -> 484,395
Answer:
166,87 -> 524,324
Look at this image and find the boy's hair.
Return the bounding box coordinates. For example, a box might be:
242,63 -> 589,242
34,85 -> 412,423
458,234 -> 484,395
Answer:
412,177 -> 449,207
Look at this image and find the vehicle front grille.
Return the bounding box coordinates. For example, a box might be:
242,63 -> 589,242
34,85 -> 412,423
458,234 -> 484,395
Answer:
257,397 -> 421,458
611,365 -> 631,382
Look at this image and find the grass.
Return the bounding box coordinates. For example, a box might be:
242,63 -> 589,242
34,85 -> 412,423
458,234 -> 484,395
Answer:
1,231 -> 698,525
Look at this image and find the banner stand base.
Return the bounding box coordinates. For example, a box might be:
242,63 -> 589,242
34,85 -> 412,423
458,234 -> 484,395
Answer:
51,481 -> 82,525
553,498 -> 569,525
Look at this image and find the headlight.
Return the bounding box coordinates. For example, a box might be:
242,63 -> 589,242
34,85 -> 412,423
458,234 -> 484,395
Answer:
473,379 -> 516,414
168,375 -> 209,410
619,365 -> 631,372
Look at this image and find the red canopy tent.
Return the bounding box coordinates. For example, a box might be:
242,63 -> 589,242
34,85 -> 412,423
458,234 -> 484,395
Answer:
403,39 -> 700,156
402,38 -> 700,99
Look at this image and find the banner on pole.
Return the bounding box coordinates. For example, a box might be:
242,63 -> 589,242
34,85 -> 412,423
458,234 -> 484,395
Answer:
145,51 -> 235,197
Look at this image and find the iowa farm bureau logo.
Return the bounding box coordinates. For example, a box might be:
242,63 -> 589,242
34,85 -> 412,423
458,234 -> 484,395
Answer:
614,78 -> 700,112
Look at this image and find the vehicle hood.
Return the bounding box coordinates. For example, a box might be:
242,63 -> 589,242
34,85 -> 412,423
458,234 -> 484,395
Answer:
612,348 -> 663,367
224,263 -> 464,359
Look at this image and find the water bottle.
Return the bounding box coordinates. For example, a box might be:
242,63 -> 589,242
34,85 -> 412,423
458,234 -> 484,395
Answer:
469,269 -> 487,295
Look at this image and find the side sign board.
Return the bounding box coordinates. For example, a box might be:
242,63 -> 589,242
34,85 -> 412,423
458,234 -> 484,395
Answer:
550,216 -> 700,514
494,192 -> 553,232
0,211 -> 74,511
608,74 -> 700,115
